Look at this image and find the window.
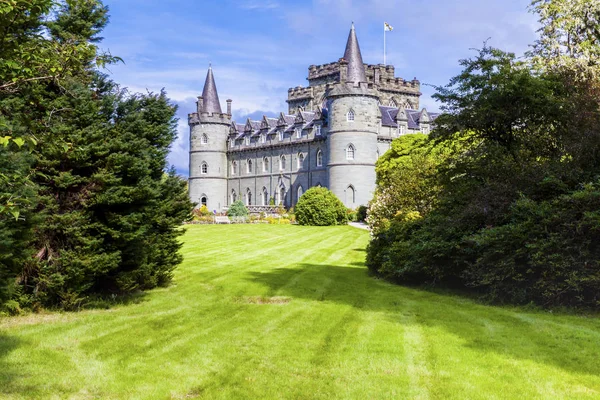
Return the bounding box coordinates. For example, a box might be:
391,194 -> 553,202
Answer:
247,159 -> 252,173
231,161 -> 237,175
347,185 -> 356,204
296,128 -> 301,139
246,189 -> 252,206
279,131 -> 284,141
263,157 -> 269,172
262,187 -> 269,205
201,134 -> 208,144
229,140 -> 233,148
297,185 -> 303,202
398,125 -> 405,135
297,153 -> 304,170
316,150 -> 323,167
346,144 -> 355,160
201,162 -> 208,174
280,155 -> 286,171
261,134 -> 266,144
347,109 -> 355,122
231,189 -> 237,203
245,136 -> 250,146
279,187 -> 285,206
315,125 -> 321,136
274,190 -> 279,205
422,126 -> 429,134
201,195 -> 207,207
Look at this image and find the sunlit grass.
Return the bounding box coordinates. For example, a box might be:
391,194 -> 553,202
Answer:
1,224 -> 599,399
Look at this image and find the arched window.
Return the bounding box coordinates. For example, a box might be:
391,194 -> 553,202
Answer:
231,161 -> 237,175
347,185 -> 355,204
347,109 -> 355,122
263,157 -> 269,172
280,155 -> 286,171
316,149 -> 323,167
297,153 -> 304,170
201,162 -> 208,174
200,195 -> 208,207
247,159 -> 253,173
279,186 -> 285,206
246,189 -> 252,206
201,134 -> 208,145
389,99 -> 397,107
231,189 -> 237,203
297,185 -> 303,202
262,187 -> 268,205
346,144 -> 355,160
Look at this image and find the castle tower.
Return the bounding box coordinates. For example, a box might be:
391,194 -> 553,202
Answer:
326,24 -> 380,207
188,66 -> 231,212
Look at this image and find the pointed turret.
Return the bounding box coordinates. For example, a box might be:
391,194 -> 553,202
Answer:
202,65 -> 222,114
343,23 -> 367,84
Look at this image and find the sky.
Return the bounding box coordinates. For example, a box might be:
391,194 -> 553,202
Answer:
99,0 -> 540,176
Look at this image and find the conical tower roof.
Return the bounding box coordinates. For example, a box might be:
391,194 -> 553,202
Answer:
201,65 -> 222,114
343,23 -> 367,84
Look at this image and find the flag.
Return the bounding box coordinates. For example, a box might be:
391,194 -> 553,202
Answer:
384,22 -> 393,31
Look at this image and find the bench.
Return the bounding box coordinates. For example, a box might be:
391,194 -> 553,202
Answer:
214,216 -> 231,224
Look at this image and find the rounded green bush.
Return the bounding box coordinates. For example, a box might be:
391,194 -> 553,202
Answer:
295,187 -> 347,226
227,200 -> 248,217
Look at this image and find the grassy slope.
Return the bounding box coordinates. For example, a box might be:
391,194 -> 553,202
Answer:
1,224 -> 599,399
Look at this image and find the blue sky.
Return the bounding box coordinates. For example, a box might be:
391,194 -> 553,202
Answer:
100,0 -> 539,176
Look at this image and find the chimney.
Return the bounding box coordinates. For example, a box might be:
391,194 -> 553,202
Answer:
226,99 -> 232,115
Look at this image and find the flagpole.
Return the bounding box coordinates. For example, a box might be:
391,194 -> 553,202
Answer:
383,23 -> 386,66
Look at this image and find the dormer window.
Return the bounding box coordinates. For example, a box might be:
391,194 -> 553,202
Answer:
315,125 -> 321,136
261,134 -> 266,144
389,99 -> 397,107
245,136 -> 250,146
399,125 -> 405,135
422,126 -> 429,134
279,131 -> 284,141
347,110 -> 355,122
296,128 -> 301,139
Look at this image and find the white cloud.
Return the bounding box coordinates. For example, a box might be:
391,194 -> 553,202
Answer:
239,0 -> 280,10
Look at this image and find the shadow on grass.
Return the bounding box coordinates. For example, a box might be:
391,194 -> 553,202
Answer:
83,290 -> 148,310
245,262 -> 600,377
0,334 -> 40,396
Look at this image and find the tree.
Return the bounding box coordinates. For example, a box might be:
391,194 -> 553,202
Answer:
227,200 -> 248,217
0,0 -> 193,310
295,187 -> 347,226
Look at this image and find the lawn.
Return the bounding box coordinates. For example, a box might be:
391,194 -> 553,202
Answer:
1,225 -> 600,399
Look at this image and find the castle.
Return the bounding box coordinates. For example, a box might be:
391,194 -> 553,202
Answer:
188,24 -> 437,212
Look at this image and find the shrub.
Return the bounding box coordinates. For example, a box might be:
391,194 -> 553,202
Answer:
227,200 -> 248,217
356,205 -> 367,222
295,187 -> 347,226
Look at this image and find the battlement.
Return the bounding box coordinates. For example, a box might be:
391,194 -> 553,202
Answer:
287,86 -> 314,100
188,112 -> 231,125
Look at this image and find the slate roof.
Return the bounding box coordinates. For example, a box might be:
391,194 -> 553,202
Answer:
343,24 -> 367,84
201,66 -> 222,114
379,106 -> 439,129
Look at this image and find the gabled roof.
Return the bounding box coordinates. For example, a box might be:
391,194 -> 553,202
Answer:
379,106 -> 439,129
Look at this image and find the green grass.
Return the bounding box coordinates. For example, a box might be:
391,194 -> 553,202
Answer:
1,225 -> 600,399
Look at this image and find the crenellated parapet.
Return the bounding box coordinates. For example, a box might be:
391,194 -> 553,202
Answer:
287,86 -> 314,101
188,112 -> 231,126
